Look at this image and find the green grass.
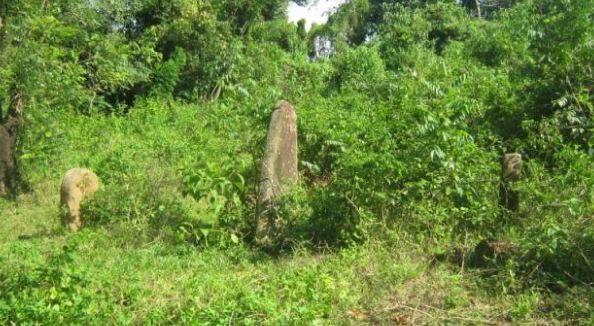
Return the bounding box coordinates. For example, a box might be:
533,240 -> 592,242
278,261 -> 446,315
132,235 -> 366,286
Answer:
1,1 -> 593,324
2,195 -> 592,325
2,98 -> 593,324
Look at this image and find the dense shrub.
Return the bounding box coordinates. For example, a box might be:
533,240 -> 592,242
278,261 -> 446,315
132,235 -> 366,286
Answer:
1,0 -> 592,303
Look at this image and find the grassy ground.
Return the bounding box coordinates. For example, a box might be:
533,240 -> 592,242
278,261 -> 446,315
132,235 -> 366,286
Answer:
2,193 -> 591,325
1,102 -> 592,325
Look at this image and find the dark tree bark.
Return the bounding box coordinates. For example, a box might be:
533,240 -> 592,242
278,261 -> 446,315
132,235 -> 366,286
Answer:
475,0 -> 482,18
461,0 -> 482,18
0,93 -> 23,197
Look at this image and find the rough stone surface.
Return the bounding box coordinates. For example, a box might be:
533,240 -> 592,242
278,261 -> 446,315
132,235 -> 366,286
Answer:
255,100 -> 298,244
470,239 -> 516,267
60,168 -> 100,232
500,153 -> 522,211
502,153 -> 522,181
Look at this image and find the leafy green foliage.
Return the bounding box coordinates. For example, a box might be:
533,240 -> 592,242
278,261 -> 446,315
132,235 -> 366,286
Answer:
0,236 -> 126,324
0,0 -> 593,323
249,19 -> 305,53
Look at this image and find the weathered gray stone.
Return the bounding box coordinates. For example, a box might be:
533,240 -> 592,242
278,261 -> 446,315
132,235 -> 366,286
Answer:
255,100 -> 298,245
470,239 -> 516,267
60,168 -> 100,232
499,153 -> 522,211
502,153 -> 522,181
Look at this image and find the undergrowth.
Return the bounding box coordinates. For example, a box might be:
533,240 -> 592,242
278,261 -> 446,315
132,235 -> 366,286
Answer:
1,0 -> 593,323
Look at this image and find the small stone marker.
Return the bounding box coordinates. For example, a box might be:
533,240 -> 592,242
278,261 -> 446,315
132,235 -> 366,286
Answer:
255,100 -> 298,245
499,153 -> 522,211
470,239 -> 515,267
502,153 -> 522,181
60,168 -> 100,232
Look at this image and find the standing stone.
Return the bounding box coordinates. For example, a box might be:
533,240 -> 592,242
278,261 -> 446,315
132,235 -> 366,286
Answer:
502,153 -> 522,181
255,100 -> 298,245
60,168 -> 100,232
499,153 -> 522,211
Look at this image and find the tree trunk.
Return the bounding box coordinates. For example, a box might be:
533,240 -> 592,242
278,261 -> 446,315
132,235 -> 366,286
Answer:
0,93 -> 24,197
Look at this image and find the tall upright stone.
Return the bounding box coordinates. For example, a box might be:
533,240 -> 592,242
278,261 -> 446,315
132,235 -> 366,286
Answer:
499,153 -> 522,211
255,100 -> 298,245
